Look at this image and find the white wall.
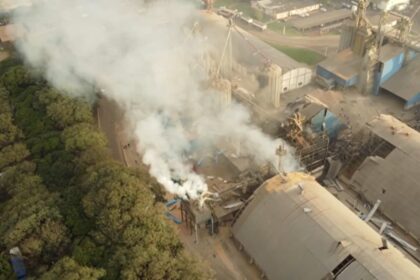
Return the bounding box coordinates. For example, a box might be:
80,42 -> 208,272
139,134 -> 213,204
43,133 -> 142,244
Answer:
281,67 -> 312,93
274,4 -> 320,20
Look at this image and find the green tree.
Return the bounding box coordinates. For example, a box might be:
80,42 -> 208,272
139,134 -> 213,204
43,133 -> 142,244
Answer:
0,143 -> 30,170
0,113 -> 22,148
38,88 -> 93,129
82,163 -> 209,279
62,123 -> 107,153
1,66 -> 39,95
40,257 -> 105,280
0,162 -> 38,195
0,86 -> 11,113
0,253 -> 13,280
0,62 -> 208,279
0,178 -> 69,261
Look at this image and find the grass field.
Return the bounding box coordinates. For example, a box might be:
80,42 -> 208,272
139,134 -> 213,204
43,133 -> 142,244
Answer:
273,45 -> 325,65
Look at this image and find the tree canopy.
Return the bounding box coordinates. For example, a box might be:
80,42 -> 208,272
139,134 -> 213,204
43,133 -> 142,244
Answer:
0,62 -> 209,279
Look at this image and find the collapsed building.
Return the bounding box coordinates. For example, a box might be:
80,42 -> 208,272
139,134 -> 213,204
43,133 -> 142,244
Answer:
232,173 -> 420,279
174,5 -> 420,278
348,115 -> 420,243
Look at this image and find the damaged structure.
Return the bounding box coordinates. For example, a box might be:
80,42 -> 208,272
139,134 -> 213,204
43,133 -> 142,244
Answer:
232,173 -> 420,279
350,115 -> 420,242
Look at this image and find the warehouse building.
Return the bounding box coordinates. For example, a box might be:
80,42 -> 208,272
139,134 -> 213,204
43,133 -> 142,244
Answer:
255,0 -> 320,20
233,173 -> 420,280
351,115 -> 420,242
316,43 -> 416,93
289,9 -> 352,31
200,13 -> 313,96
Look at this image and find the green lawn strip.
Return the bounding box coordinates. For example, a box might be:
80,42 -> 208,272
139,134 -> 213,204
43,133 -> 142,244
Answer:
272,45 -> 325,65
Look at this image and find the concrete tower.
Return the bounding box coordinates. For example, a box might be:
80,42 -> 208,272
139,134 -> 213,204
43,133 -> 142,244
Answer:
266,64 -> 283,109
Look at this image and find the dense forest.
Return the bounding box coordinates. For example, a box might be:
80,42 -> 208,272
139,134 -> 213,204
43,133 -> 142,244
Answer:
0,59 -> 208,279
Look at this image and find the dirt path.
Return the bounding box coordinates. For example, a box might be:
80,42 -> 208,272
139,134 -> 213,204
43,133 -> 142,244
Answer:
97,97 -> 124,162
247,28 -> 340,54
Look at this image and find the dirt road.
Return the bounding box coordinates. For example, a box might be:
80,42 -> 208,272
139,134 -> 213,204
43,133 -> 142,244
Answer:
96,97 -> 124,162
247,28 -> 340,54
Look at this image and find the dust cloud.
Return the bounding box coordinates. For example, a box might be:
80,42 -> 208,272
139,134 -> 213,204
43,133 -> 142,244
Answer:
13,0 -> 299,199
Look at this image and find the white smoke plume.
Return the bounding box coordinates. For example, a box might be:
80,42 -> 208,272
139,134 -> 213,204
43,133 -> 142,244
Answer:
13,0 -> 300,199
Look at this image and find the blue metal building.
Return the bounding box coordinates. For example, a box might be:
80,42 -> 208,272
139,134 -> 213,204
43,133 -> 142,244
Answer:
316,44 -> 416,96
316,49 -> 361,88
381,56 -> 420,109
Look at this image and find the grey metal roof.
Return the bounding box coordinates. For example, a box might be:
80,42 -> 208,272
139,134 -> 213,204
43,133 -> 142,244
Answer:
351,115 -> 420,242
233,173 -> 420,280
198,12 -> 305,71
378,44 -> 404,63
318,49 -> 362,81
365,114 -> 420,160
381,56 -> 420,101
290,9 -> 352,30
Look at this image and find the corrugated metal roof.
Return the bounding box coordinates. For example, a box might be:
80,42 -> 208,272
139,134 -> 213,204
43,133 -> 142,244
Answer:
233,173 -> 420,280
378,44 -> 404,63
290,9 -> 352,30
365,114 -> 420,161
318,49 -> 362,81
351,115 -> 420,242
381,56 -> 420,101
199,12 -> 306,71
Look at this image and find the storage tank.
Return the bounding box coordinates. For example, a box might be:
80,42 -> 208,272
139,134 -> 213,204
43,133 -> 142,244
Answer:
262,64 -> 283,109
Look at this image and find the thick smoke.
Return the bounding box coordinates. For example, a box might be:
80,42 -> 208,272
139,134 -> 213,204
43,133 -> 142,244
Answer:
13,0 -> 299,199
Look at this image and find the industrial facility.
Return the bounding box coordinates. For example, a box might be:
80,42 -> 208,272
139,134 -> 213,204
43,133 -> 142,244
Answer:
315,0 -> 420,105
0,0 -> 420,280
350,115 -> 420,242
198,11 -> 313,108
168,0 -> 420,278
